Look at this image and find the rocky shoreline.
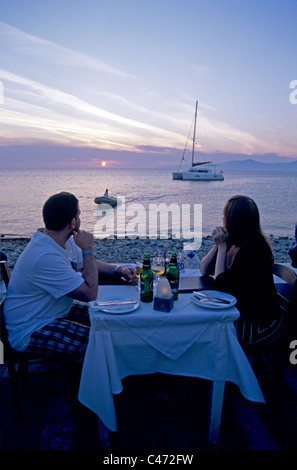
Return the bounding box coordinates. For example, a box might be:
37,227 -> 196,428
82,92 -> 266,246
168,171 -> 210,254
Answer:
0,234 -> 294,270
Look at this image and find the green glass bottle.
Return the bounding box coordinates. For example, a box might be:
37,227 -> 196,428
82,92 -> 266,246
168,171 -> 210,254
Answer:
140,253 -> 153,302
166,252 -> 179,300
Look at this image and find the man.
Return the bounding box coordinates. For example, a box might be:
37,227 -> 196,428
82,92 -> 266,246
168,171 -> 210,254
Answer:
3,192 -> 136,358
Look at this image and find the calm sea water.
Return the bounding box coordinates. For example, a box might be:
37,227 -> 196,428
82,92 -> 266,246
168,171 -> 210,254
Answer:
0,168 -> 296,238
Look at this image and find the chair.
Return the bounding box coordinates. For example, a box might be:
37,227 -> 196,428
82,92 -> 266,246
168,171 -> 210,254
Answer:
273,262 -> 297,308
0,260 -> 79,421
251,263 -> 297,390
273,263 -> 297,342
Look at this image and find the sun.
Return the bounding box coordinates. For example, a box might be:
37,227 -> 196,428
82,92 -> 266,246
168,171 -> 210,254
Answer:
101,161 -> 106,167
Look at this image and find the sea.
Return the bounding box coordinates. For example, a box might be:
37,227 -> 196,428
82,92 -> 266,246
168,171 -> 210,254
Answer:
0,168 -> 296,239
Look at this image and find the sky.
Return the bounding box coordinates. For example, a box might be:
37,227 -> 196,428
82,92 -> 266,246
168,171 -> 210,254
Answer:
0,0 -> 296,168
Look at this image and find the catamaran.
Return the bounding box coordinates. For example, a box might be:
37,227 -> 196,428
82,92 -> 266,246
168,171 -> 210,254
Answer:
172,101 -> 224,181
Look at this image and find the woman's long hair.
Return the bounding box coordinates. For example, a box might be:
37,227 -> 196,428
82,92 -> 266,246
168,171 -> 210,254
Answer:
223,195 -> 271,255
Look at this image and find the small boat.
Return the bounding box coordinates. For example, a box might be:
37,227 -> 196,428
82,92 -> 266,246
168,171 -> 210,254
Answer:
94,196 -> 118,207
172,101 -> 224,181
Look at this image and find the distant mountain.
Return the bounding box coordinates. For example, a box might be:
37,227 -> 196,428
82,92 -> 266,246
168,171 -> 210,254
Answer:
220,159 -> 297,171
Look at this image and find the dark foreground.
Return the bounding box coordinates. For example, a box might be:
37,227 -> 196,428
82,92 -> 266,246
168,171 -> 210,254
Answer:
1,356 -> 297,457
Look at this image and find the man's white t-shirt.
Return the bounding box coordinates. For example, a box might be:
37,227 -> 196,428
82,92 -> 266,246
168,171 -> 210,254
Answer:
3,231 -> 85,352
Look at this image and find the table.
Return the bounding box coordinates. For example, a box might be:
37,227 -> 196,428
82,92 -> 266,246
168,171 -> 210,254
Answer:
78,280 -> 265,446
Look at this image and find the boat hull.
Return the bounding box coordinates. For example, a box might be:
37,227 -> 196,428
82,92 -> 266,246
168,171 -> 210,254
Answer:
182,172 -> 224,181
94,196 -> 118,206
172,172 -> 183,180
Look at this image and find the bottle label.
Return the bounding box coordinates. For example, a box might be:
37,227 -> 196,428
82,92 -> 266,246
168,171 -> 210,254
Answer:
140,278 -> 153,293
140,274 -> 153,301
169,279 -> 179,292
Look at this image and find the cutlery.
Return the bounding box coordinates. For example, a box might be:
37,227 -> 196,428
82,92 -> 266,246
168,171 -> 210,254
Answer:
95,300 -> 138,307
193,292 -> 231,304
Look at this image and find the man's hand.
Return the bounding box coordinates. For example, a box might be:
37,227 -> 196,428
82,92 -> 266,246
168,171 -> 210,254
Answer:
118,266 -> 138,285
73,229 -> 94,252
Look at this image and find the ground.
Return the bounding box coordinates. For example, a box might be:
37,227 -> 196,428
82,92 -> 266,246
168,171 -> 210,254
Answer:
1,358 -> 296,454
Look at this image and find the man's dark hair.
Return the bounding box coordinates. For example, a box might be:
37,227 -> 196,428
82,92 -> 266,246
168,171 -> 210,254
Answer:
43,192 -> 79,231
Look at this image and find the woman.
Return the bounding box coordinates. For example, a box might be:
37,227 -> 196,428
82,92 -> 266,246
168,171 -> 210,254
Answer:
200,195 -> 284,352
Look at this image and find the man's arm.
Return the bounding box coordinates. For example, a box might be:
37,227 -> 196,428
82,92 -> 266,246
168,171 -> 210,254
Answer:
67,230 -> 98,301
96,260 -> 137,285
77,257 -> 137,285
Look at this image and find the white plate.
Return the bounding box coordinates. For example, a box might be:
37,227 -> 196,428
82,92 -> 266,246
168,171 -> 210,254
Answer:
93,297 -> 139,314
191,290 -> 237,309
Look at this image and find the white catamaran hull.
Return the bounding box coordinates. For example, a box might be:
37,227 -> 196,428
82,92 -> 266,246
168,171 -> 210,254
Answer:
172,172 -> 183,180
182,170 -> 224,181
173,169 -> 224,181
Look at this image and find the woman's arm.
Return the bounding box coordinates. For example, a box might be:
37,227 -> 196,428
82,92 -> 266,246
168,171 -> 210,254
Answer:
200,226 -> 229,277
214,243 -> 228,278
199,244 -> 218,276
213,227 -> 229,278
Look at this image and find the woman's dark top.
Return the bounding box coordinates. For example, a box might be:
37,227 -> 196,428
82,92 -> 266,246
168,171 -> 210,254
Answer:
214,235 -> 281,326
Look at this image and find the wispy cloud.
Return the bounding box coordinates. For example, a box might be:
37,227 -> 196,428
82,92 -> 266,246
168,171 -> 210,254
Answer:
0,21 -> 134,79
0,70 -> 186,150
1,14 -> 295,162
1,68 -> 293,158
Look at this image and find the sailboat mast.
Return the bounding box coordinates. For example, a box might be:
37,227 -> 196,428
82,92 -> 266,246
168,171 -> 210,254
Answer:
191,100 -> 198,166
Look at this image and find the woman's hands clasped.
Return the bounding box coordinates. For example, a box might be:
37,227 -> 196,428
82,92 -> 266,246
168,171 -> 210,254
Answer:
212,226 -> 229,246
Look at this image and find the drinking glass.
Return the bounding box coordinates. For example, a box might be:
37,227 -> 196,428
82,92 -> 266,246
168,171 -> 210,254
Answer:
135,261 -> 143,279
165,250 -> 171,271
152,257 -> 165,281
135,261 -> 143,292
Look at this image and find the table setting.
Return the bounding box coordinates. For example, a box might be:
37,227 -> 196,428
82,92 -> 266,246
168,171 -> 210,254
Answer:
78,268 -> 265,445
87,283 -> 241,361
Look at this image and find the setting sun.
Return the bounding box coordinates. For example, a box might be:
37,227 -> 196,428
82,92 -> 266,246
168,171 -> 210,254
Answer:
101,161 -> 106,167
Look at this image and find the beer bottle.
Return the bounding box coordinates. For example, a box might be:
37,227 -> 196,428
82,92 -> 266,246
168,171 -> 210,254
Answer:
166,252 -> 179,300
140,253 -> 153,302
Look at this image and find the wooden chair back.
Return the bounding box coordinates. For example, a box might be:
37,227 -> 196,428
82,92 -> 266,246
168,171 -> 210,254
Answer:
273,263 -> 297,347
273,263 -> 297,306
273,263 -> 297,286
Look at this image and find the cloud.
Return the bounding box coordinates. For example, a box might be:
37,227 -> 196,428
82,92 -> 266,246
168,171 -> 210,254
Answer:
136,145 -> 174,154
0,21 -> 134,79
1,68 -> 295,158
0,70 -> 187,150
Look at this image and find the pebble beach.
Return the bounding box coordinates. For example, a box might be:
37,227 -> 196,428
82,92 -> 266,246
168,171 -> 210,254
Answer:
0,234 -> 295,270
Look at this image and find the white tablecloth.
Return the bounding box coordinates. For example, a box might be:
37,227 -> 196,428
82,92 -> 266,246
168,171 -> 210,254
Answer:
78,284 -> 265,432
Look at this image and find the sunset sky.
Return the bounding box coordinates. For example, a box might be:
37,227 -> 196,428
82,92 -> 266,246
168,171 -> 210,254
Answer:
0,0 -> 296,168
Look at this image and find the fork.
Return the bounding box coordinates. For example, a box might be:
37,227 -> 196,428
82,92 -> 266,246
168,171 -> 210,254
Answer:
95,300 -> 138,307
193,292 -> 231,304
